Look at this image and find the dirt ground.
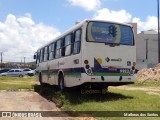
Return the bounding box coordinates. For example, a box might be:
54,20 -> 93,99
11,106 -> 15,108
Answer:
0,91 -> 94,120
137,63 -> 160,82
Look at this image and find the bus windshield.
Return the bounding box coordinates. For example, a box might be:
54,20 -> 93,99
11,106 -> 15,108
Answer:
87,21 -> 134,46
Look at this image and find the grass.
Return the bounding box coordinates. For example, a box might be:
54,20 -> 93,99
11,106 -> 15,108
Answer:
0,76 -> 159,119
0,76 -> 36,81
0,76 -> 38,90
128,80 -> 160,87
34,84 -> 160,119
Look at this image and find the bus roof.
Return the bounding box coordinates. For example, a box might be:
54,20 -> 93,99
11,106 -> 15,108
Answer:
87,19 -> 132,27
37,19 -> 133,50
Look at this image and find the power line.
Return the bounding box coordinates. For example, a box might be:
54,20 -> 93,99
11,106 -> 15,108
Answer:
24,57 -> 25,67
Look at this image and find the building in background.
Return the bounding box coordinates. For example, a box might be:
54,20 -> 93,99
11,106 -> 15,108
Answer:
126,23 -> 158,70
137,30 -> 158,70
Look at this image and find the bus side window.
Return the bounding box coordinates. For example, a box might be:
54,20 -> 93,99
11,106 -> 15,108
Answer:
55,39 -> 62,58
64,34 -> 72,56
41,48 -> 45,62
73,29 -> 81,54
49,43 -> 55,60
44,46 -> 49,61
39,50 -> 41,63
61,38 -> 65,57
49,44 -> 52,60
39,49 -> 43,62
35,52 -> 38,64
47,46 -> 49,60
36,50 -> 40,64
39,49 -> 41,63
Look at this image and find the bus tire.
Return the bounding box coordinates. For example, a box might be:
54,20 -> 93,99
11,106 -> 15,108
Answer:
58,75 -> 65,91
39,73 -> 46,87
39,73 -> 42,84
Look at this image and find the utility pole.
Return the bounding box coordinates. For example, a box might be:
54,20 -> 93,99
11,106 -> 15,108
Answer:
1,52 -> 2,70
157,0 -> 160,63
24,57 -> 25,68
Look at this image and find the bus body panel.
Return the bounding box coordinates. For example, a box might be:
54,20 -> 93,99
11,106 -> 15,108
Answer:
37,53 -> 83,87
80,42 -> 136,85
35,20 -> 136,88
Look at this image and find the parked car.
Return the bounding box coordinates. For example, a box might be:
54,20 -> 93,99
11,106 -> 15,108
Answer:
22,68 -> 35,76
0,69 -> 10,74
0,69 -> 24,77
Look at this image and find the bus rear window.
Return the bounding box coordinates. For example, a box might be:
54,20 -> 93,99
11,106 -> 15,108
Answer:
87,22 -> 134,46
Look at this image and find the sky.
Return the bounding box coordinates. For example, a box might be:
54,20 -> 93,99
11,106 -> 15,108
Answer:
0,0 -> 158,62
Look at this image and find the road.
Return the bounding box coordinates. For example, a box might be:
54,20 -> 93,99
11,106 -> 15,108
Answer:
0,90 -> 93,120
0,90 -> 70,120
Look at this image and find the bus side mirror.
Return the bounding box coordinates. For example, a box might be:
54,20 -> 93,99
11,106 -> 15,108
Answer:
33,54 -> 37,59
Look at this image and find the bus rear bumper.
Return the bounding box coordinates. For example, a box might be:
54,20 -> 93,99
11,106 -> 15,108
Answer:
81,75 -> 136,86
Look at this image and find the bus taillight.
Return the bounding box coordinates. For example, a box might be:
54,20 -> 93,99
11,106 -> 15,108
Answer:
133,62 -> 136,67
84,60 -> 89,64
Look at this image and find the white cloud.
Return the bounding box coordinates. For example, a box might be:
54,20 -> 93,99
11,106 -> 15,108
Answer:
67,0 -> 102,11
0,14 -> 60,62
93,8 -> 158,33
93,8 -> 132,23
67,0 -> 157,32
133,16 -> 158,32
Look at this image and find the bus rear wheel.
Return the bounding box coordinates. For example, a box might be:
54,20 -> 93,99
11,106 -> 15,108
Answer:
58,75 -> 65,91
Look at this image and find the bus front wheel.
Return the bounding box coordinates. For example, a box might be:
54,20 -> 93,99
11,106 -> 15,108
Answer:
39,73 -> 42,85
39,73 -> 46,87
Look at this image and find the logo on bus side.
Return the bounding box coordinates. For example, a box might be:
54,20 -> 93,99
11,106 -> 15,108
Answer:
105,57 -> 122,62
105,57 -> 110,62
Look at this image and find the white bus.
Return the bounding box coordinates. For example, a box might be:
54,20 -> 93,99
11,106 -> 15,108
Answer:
34,19 -> 136,90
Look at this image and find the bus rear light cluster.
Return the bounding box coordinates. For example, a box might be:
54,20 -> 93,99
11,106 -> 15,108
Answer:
129,62 -> 136,75
84,60 -> 91,70
87,69 -> 91,74
132,62 -> 136,67
132,62 -> 136,70
132,66 -> 135,70
85,65 -> 90,69
84,60 -> 89,64
84,60 -> 92,75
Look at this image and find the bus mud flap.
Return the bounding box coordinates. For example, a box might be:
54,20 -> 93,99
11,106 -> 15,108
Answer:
101,76 -> 104,81
119,76 -> 122,81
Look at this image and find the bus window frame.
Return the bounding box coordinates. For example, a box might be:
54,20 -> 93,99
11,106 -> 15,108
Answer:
35,50 -> 40,64
38,28 -> 82,63
86,21 -> 135,46
55,39 -> 62,59
39,48 -> 44,63
63,34 -> 72,57
49,42 -> 56,60
44,46 -> 49,62
72,28 -> 82,55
